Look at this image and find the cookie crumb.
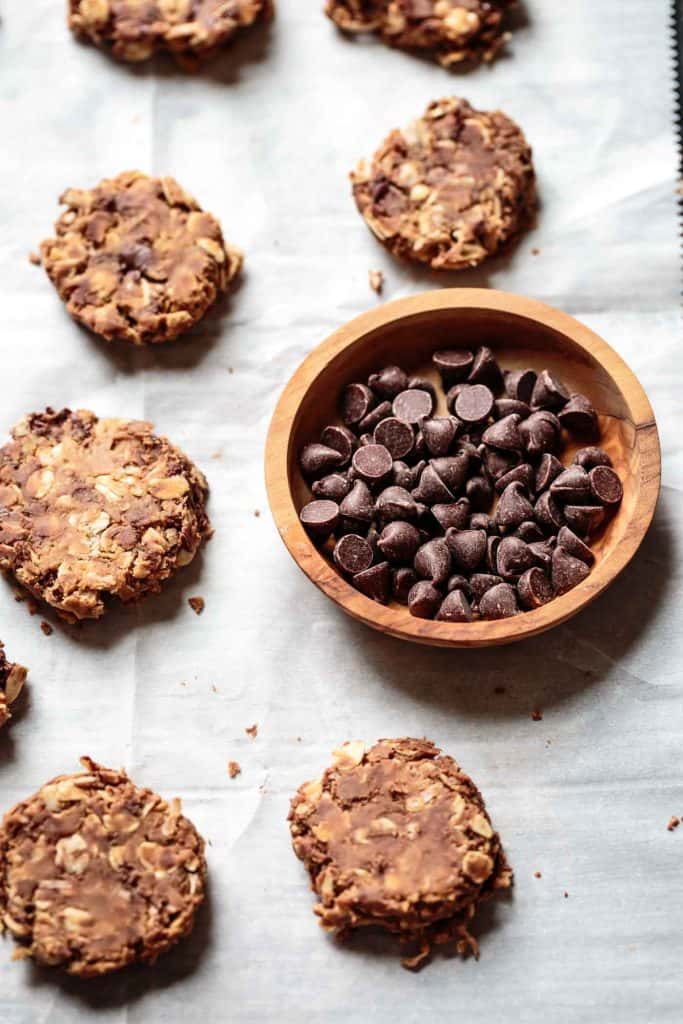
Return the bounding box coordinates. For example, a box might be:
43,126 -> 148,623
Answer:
228,367 -> 234,374
228,760 -> 241,779
667,816 -> 680,832
27,600 -> 39,617
368,269 -> 384,294
254,510 -> 261,518
211,685 -> 218,694
245,723 -> 258,739
532,247 -> 541,256
188,596 -> 205,615
563,891 -> 569,898
28,251 -> 41,266
40,621 -> 53,636
531,709 -> 543,721
534,871 -> 542,879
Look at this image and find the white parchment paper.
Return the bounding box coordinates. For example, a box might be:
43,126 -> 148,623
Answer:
0,1 -> 681,1021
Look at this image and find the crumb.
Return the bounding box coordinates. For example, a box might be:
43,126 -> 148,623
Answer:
180,681 -> 187,687
28,251 -> 41,266
368,269 -> 384,294
131,114 -> 141,124
563,891 -> 569,898
534,871 -> 542,879
245,723 -> 258,739
667,816 -> 680,832
228,760 -> 241,779
531,247 -> 540,256
228,367 -> 234,374
211,451 -> 222,460
545,739 -> 552,746
188,596 -> 205,615
493,685 -> 506,695
27,600 -> 39,617
531,709 -> 543,721
296,736 -> 302,742
14,591 -> 25,603
254,509 -> 260,518
211,684 -> 218,694
40,621 -> 53,636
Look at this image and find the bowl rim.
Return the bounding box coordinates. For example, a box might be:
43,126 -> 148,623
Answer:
265,289 -> 661,647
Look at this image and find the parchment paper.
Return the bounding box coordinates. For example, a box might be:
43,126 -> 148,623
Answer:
0,1 -> 681,1021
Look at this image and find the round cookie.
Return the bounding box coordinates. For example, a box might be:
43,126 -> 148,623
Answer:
0,408 -> 212,622
0,644 -> 26,729
40,171 -> 243,346
69,0 -> 273,65
351,97 -> 536,271
0,758 -> 206,976
289,737 -> 511,968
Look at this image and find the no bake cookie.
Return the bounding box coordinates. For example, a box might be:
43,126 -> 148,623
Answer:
0,645 -> 26,729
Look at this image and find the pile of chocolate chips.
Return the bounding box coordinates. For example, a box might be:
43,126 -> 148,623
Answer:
298,348 -> 623,622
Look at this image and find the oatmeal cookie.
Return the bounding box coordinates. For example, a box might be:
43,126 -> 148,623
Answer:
40,171 -> 243,346
0,757 -> 206,976
351,97 -> 536,270
69,0 -> 273,64
0,645 -> 26,729
289,738 -> 511,968
0,408 -> 211,622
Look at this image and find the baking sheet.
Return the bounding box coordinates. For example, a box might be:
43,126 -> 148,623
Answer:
0,1 -> 681,1021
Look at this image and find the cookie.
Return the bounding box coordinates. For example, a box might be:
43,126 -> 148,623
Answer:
0,644 -> 27,729
0,757 -> 206,976
326,0 -> 513,67
351,97 -> 536,270
0,408 -> 211,622
40,171 -> 243,346
289,738 -> 511,968
69,0 -> 272,65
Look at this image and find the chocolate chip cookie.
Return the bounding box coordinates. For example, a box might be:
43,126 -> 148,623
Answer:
0,758 -> 206,976
351,97 -> 536,270
0,644 -> 26,729
40,171 -> 243,346
289,738 -> 511,968
326,0 -> 514,68
69,0 -> 273,65
0,408 -> 211,622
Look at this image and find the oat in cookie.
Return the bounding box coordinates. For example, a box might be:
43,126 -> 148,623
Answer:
69,0 -> 273,65
289,737 -> 511,969
0,757 -> 206,976
0,408 -> 211,622
351,97 -> 536,270
0,644 -> 27,730
40,171 -> 243,346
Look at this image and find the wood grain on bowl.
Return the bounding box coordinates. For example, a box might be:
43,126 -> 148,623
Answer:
265,290 -> 660,647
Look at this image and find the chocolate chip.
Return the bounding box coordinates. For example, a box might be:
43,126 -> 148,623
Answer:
413,431 -> 427,460
375,486 -> 418,524
467,346 -> 502,389
342,383 -> 375,425
535,453 -> 564,492
534,490 -> 565,533
339,479 -> 374,525
551,545 -> 590,595
367,365 -> 409,400
352,444 -> 393,484
378,521 -> 421,563
353,561 -> 391,604
466,475 -> 493,511
494,398 -> 531,420
454,384 -> 494,424
358,401 -> 392,434
391,460 -> 413,489
430,454 -> 469,493
432,499 -> 470,532
469,573 -> 503,603
470,513 -> 497,534
496,536 -> 536,580
300,499 -> 340,539
550,466 -> 591,503
409,460 -> 427,488
365,523 -> 381,558
446,383 -> 466,413
517,567 -> 553,609
392,567 -> 418,603
436,589 -> 473,622
421,417 -> 458,456
563,504 -> 605,537
479,583 -> 519,620
374,418 -> 414,460
495,481 -> 534,529
300,443 -> 343,479
482,445 -> 520,481
358,433 -> 373,446
573,446 -> 612,471
407,377 -> 437,401
445,528 -> 486,572
333,534 -> 374,575
589,465 -> 623,506
320,425 -> 357,467
414,538 -> 451,587
412,463 -> 454,505
530,369 -> 570,411
494,462 -> 535,495
514,520 -> 544,543
407,580 -> 442,619
486,534 -> 501,573
446,574 -> 472,596
557,526 -> 594,565
528,539 -> 555,571
392,388 -> 434,424
519,412 -> 560,458
312,472 -> 352,503
482,414 -> 523,452
504,368 -> 537,404
558,394 -> 599,436
432,348 -> 474,387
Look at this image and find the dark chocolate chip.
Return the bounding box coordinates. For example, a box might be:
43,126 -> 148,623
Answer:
445,528 -> 487,572
365,524 -> 381,558
454,384 -> 495,424
436,589 -> 473,622
413,431 -> 427,459
374,418 -> 414,460
352,444 -> 393,484
495,481 -> 534,529
358,401 -> 392,434
353,561 -> 391,604
504,368 -> 537,404
494,462 -> 535,495
469,573 -> 503,603
446,383 -> 467,413
482,445 -> 521,481
432,499 -> 470,532
589,465 -> 623,506
412,464 -> 454,506
496,536 -> 536,581
446,574 -> 472,596
535,453 -> 564,492
391,460 -> 414,489
486,534 -> 501,573
494,398 -> 531,420
514,520 -> 545,543
342,383 -> 375,426
299,443 -> 344,479
333,534 -> 374,575
409,460 -> 427,488
392,567 -> 418,604
519,412 -> 560,458
550,466 -> 591,503
430,454 -> 469,493
367,365 -> 409,400
312,472 -> 352,503
551,545 -> 590,595
528,539 -> 555,571
408,580 -> 442,619
392,388 -> 434,424
414,538 -> 452,587
467,346 -> 503,391
432,348 -> 474,388
573,446 -> 613,471
557,526 -> 594,565
378,521 -> 422,563
421,417 -> 458,457
531,369 -> 570,411
300,499 -> 340,539
375,486 -> 418,524
482,414 -> 523,452
407,376 -> 437,401
339,479 -> 374,524
358,434 -> 373,446
558,394 -> 599,436
563,504 -> 605,537
479,583 -> 519,620
320,425 -> 357,467
534,490 -> 565,533
518,567 -> 553,609
470,513 -> 497,534
466,475 -> 494,511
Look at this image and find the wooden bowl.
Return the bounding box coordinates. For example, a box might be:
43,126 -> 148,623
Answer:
265,290 -> 660,647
